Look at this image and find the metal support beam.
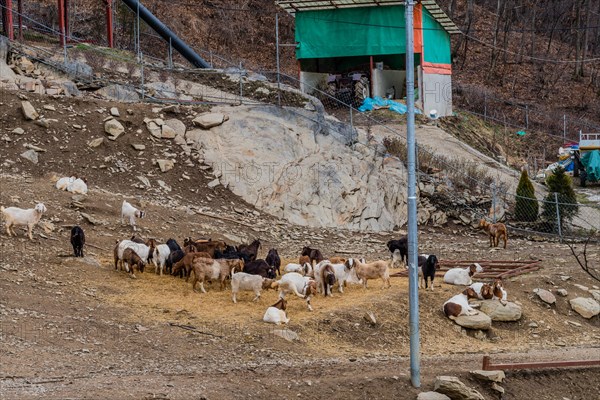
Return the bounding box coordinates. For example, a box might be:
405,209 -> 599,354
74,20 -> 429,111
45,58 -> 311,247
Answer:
105,0 -> 114,48
405,0 -> 420,389
17,0 -> 22,40
5,0 -> 14,40
56,0 -> 65,46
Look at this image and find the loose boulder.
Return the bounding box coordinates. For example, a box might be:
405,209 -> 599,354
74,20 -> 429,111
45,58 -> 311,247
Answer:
534,288 -> 556,305
478,300 -> 522,322
454,313 -> 492,330
417,392 -> 450,400
434,376 -> 485,400
157,159 -> 174,172
470,370 -> 505,383
104,119 -> 125,139
164,118 -> 186,137
20,149 -> 39,164
21,101 -> 39,120
192,112 -> 228,129
569,297 -> 600,319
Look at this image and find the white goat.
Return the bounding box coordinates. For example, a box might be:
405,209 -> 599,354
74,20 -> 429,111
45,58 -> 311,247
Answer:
443,288 -> 480,319
284,262 -> 312,276
231,272 -> 276,303
263,299 -> 289,325
152,244 -> 171,275
115,239 -> 155,272
443,263 -> 484,286
121,200 -> 145,231
56,176 -> 76,191
1,203 -> 47,240
391,249 -> 404,269
275,272 -> 318,311
69,178 -> 88,194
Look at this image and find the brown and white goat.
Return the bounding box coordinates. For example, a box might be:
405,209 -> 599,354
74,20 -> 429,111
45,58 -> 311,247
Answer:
478,218 -> 508,249
121,248 -> 146,278
190,257 -> 244,293
263,298 -> 289,324
443,288 -> 480,319
345,258 -> 391,289
172,251 -> 212,280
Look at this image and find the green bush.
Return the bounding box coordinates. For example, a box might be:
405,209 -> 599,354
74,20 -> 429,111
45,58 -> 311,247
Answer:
514,170 -> 538,222
541,167 -> 579,230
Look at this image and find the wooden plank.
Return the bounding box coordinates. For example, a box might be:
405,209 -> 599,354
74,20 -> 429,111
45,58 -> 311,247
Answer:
483,355 -> 600,371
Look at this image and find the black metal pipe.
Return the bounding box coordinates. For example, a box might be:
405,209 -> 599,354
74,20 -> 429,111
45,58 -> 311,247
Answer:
120,0 -> 210,68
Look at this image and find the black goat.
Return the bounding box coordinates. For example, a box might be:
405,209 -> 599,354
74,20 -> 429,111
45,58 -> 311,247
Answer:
243,259 -> 276,279
301,246 -> 324,264
238,239 -> 261,262
70,226 -> 85,257
417,254 -> 439,291
387,236 -> 408,266
265,248 -> 281,276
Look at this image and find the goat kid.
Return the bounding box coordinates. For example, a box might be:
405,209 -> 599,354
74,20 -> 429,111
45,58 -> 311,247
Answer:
284,262 -> 313,276
121,200 -> 145,231
443,288 -> 480,319
443,263 -> 484,286
386,236 -> 408,266
417,254 -> 439,291
70,226 -> 85,257
231,272 -> 277,303
1,203 -> 47,240
478,218 -> 508,249
345,258 -> 391,289
263,298 -> 289,325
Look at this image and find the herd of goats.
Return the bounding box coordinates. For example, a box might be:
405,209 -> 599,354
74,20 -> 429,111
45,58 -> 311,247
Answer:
1,195 -> 510,325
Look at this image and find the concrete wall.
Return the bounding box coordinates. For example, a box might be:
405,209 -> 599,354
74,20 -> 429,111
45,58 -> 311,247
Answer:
371,69 -> 405,99
419,69 -> 453,117
299,71 -> 328,94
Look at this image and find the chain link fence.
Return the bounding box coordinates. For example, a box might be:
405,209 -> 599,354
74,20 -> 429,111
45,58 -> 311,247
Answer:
2,4 -> 600,241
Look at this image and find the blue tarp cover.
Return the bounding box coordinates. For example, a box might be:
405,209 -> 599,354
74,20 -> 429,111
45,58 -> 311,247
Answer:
581,150 -> 600,182
358,96 -> 421,114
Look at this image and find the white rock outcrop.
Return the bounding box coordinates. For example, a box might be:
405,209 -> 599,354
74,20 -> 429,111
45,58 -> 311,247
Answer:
191,106 -> 408,231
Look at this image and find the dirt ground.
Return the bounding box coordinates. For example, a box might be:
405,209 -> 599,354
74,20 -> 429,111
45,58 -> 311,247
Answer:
1,89 -> 600,399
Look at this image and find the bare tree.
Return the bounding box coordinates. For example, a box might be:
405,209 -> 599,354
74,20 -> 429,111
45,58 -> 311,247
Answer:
567,232 -> 600,283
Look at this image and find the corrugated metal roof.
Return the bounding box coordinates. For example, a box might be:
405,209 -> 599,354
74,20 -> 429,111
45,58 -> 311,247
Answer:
275,0 -> 461,34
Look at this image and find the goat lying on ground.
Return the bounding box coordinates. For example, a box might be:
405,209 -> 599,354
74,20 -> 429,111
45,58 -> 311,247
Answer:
443,263 -> 484,286
345,258 -> 391,289
478,218 -> 508,249
263,298 -> 289,325
70,226 -> 85,257
284,262 -> 312,276
471,279 -> 508,305
1,202 -> 47,240
386,236 -> 407,266
231,272 -> 277,303
121,200 -> 145,231
418,254 -> 439,291
443,288 -> 480,319
275,272 -> 318,311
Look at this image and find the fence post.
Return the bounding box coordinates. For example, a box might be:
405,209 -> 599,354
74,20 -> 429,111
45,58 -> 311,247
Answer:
525,105 -> 529,129
275,12 -> 282,108
554,192 -> 562,242
210,51 -> 213,68
484,93 -> 487,121
239,62 -> 243,105
140,52 -> 144,101
349,104 -> 353,127
168,37 -> 173,69
563,114 -> 566,139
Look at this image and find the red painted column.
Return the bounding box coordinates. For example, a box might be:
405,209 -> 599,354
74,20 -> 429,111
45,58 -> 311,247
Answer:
17,0 -> 22,41
6,0 -> 14,40
105,0 -> 113,48
64,0 -> 69,40
57,0 -> 65,46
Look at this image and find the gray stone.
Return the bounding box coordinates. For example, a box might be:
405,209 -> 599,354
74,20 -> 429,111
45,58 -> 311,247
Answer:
272,329 -> 299,342
590,290 -> 600,302
64,60 -> 93,77
131,144 -> 146,151
454,313 -> 492,330
434,376 -> 485,400
0,35 -> 9,63
534,288 -> 556,305
34,119 -> 50,128
96,85 -> 139,102
60,80 -> 81,97
478,300 -> 522,322
557,288 -> 568,297
569,297 -> 600,319
185,129 -> 203,143
110,107 -> 120,117
470,370 -> 505,383
161,124 -> 177,139
192,112 -> 228,129
157,159 -> 174,172
146,120 -> 162,139
12,128 -> 25,135
21,101 -> 39,120
20,149 -> 39,164
164,118 -> 186,137
137,176 -> 151,187
43,105 -> 56,111
528,321 -> 538,328
104,119 -> 125,139
417,392 -> 450,400
208,178 -> 220,189
574,284 -> 589,291
87,138 -> 104,148
491,383 -> 505,394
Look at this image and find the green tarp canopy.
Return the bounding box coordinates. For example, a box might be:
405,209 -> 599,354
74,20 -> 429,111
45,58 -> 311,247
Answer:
581,150 -> 600,182
295,6 -> 407,59
422,8 -> 452,64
